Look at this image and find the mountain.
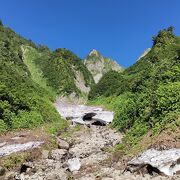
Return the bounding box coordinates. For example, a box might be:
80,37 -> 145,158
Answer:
0,23 -> 94,133
22,46 -> 94,96
1,21 -> 179,159
89,27 -> 180,152
84,49 -> 124,83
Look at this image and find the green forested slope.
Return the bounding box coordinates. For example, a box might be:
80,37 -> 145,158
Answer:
22,45 -> 55,96
0,22 -> 94,133
89,27 -> 180,150
34,48 -> 94,95
0,23 -> 63,133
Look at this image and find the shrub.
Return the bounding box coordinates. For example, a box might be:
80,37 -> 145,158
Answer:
156,82 -> 180,113
12,111 -> 43,129
0,120 -> 8,134
112,93 -> 137,131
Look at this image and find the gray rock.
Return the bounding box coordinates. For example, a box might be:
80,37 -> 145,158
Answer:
57,138 -> 69,150
51,149 -> 67,161
45,174 -> 58,180
4,171 -> 15,180
84,49 -> 123,83
0,166 -> 5,176
67,158 -> 81,172
0,142 -> 6,147
127,148 -> 180,176
42,150 -> 49,159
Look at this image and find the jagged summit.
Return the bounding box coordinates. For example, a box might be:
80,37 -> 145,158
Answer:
84,50 -> 124,83
89,49 -> 101,57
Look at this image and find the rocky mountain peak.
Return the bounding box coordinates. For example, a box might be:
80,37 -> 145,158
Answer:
84,50 -> 124,83
89,49 -> 101,57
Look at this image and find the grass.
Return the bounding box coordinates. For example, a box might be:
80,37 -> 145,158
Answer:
22,45 -> 56,97
89,96 -> 180,158
44,119 -> 68,135
0,149 -> 42,170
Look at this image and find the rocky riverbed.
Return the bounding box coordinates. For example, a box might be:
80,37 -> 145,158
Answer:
2,125 -> 179,180
0,100 -> 179,180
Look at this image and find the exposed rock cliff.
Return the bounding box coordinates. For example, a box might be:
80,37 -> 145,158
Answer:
84,49 -> 123,83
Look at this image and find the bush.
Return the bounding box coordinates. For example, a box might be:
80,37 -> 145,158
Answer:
112,93 -> 137,131
45,120 -> 68,135
36,98 -> 61,122
0,120 -> 8,134
156,82 -> 180,112
12,111 -> 43,129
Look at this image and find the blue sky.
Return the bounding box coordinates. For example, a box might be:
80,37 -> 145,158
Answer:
1,0 -> 180,67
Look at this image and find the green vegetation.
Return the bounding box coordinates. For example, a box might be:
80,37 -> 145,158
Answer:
1,153 -> 31,169
22,45 -> 55,97
89,27 -> 180,152
44,120 -> 68,135
0,21 -> 96,134
35,48 -> 94,96
1,21 -> 179,160
0,24 -> 66,133
89,71 -> 124,98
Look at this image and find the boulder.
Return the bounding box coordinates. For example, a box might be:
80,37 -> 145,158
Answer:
4,171 -> 16,180
51,149 -> 67,161
57,138 -> 69,150
83,112 -> 96,120
127,148 -> 180,176
67,158 -> 81,172
42,150 -> 49,159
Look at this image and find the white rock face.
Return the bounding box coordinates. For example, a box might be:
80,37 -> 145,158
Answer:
68,158 -> 81,172
54,100 -> 114,125
74,70 -> 90,93
84,49 -> 123,83
0,141 -> 44,157
128,148 -> 180,176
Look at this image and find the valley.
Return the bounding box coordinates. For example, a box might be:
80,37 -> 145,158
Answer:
1,100 -> 179,180
0,21 -> 180,179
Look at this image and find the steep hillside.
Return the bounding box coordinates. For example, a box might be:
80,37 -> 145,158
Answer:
84,49 -> 124,83
22,46 -> 94,96
33,48 -> 94,96
21,45 -> 55,96
0,23 -> 94,133
137,48 -> 151,61
0,23 -> 65,133
89,27 -> 180,153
